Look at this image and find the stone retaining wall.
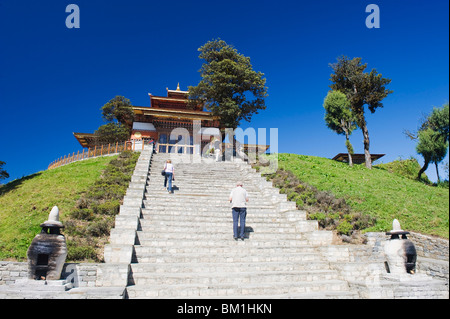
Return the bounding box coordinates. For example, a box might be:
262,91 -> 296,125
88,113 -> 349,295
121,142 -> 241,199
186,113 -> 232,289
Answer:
0,262 -> 27,285
0,262 -> 103,287
409,232 -> 449,260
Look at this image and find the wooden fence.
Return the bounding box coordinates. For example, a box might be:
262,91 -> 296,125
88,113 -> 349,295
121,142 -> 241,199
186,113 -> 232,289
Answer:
47,140 -> 147,170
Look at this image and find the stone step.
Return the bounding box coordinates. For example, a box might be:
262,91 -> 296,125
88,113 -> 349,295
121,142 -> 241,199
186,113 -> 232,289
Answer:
139,215 -> 306,226
136,230 -> 305,241
144,184 -> 271,192
125,280 -> 350,298
133,245 -> 318,256
141,209 -> 306,219
145,191 -> 281,199
138,220 -> 311,232
0,287 -> 126,299
133,251 -> 325,264
136,219 -> 311,231
134,237 -> 312,247
142,198 -> 283,206
141,205 -> 285,213
129,269 -> 340,286
140,207 -> 297,216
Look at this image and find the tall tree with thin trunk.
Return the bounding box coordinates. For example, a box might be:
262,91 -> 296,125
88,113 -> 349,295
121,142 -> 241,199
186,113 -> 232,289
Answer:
323,90 -> 357,166
416,128 -> 448,181
329,56 -> 393,169
410,103 -> 450,181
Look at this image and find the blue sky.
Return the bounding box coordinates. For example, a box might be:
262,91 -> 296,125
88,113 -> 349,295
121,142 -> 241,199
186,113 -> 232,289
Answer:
0,0 -> 448,183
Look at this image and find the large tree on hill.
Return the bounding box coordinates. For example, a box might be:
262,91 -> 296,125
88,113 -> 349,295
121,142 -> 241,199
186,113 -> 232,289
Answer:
95,96 -> 135,145
408,103 -> 450,181
329,56 -> 393,169
0,161 -> 9,181
323,90 -> 358,166
188,39 -> 268,141
416,128 -> 448,182
428,103 -> 449,143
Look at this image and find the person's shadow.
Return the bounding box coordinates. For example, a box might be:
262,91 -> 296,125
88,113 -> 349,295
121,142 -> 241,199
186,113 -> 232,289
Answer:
239,226 -> 254,239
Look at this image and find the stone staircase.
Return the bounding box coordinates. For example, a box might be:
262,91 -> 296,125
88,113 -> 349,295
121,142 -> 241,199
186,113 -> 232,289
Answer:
124,153 -> 358,298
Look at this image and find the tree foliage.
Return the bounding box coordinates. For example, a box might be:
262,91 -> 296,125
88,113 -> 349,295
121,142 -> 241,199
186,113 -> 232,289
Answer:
329,56 -> 393,169
414,103 -> 450,181
94,123 -> 130,145
95,96 -> 135,145
428,103 -> 449,143
0,161 -> 9,181
416,128 -> 448,182
101,96 -> 135,128
323,90 -> 357,166
188,39 -> 268,130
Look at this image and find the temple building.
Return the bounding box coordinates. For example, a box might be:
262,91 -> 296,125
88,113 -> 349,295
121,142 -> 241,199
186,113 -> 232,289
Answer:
75,84 -> 222,154
74,84 -> 269,155
131,84 -> 221,154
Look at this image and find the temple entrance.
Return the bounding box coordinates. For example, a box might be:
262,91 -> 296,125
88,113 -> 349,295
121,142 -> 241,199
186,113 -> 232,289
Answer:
157,133 -> 194,154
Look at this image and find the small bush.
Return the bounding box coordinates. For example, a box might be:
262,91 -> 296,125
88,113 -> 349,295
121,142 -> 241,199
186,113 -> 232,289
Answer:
86,219 -> 112,237
337,220 -> 353,236
67,242 -> 97,261
69,208 -> 94,221
92,200 -> 120,216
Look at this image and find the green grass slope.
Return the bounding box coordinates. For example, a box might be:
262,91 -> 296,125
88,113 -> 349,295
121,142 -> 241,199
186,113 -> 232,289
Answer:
277,154 -> 449,238
0,156 -> 115,260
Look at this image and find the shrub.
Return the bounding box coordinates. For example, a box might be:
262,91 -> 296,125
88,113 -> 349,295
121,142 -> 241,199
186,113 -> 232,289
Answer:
92,200 -> 120,216
337,220 -> 353,236
69,208 -> 94,221
86,219 -> 112,237
67,242 -> 97,261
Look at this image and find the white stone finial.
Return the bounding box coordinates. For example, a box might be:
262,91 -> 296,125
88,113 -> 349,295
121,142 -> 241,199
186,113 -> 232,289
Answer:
43,206 -> 63,227
391,219 -> 402,233
48,206 -> 60,222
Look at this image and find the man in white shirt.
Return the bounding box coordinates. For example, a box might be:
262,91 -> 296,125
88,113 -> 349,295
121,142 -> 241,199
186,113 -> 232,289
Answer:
229,182 -> 249,241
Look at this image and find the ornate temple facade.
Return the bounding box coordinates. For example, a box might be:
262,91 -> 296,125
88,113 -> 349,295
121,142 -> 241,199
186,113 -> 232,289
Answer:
130,84 -> 221,154
74,84 -> 221,154
74,84 -> 269,155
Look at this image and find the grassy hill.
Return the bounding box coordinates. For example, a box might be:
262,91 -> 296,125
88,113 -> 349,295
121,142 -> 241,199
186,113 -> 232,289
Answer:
272,154 -> 449,238
0,156 -> 117,261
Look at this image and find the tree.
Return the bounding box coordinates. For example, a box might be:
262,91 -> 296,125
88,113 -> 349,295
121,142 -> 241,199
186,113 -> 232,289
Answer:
0,161 -> 9,181
101,96 -> 135,130
416,128 -> 448,182
406,103 -> 449,181
95,96 -> 135,145
428,103 -> 449,143
188,39 -> 268,139
94,122 -> 130,145
323,90 -> 357,166
329,56 -> 393,169
426,104 -> 449,182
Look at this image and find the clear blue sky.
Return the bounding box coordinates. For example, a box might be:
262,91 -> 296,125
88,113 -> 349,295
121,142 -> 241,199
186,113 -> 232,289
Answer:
0,0 -> 448,184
